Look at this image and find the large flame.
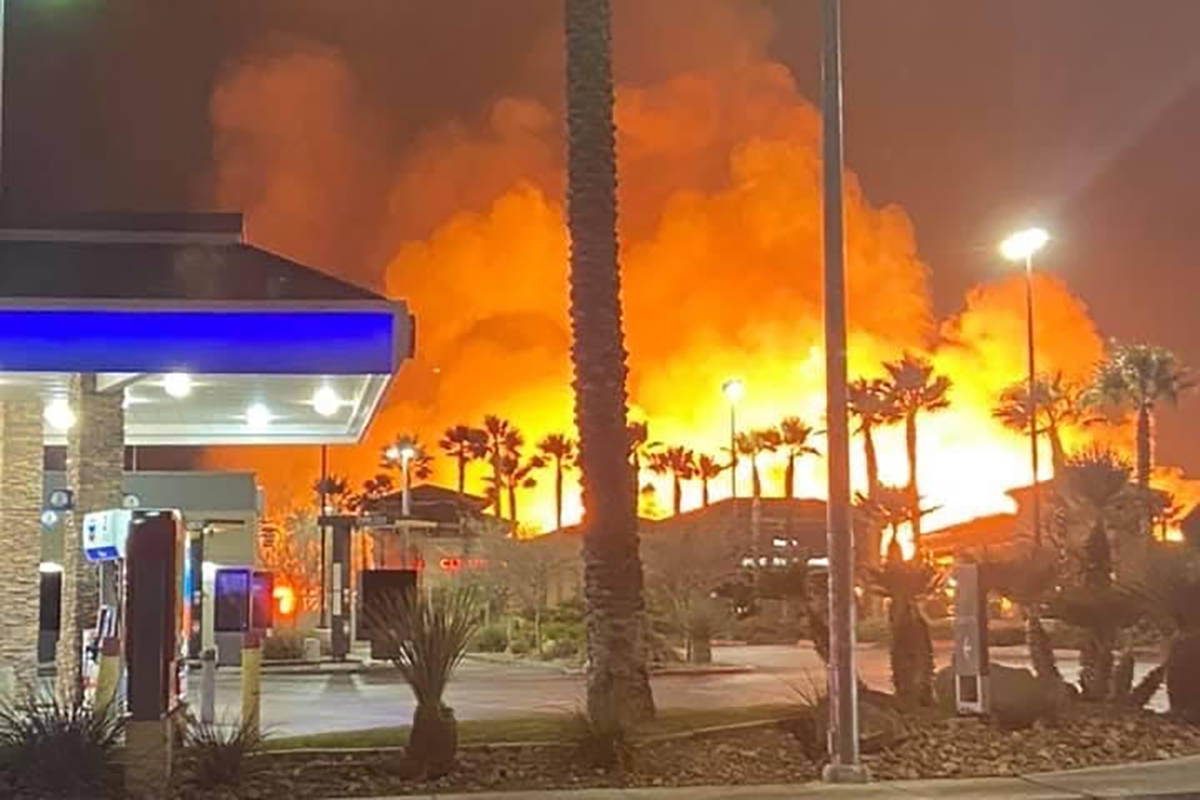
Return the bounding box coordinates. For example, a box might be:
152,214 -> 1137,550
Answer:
203,10 -> 1199,537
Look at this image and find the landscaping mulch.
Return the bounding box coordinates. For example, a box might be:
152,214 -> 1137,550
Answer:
172,726 -> 819,799
168,706 -> 1200,799
867,704 -> 1200,780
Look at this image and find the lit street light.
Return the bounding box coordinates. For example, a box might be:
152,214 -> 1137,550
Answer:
386,441 -> 418,518
1000,226 -> 1049,546
721,378 -> 745,499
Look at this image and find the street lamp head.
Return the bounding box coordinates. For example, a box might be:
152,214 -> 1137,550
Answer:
722,378 -> 745,404
399,444 -> 416,462
385,445 -> 402,462
1000,227 -> 1049,262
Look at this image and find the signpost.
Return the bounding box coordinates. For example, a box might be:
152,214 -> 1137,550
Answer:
953,561 -> 990,715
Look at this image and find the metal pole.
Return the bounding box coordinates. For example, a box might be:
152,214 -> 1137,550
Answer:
1,0 -> 7,197
402,454 -> 412,517
729,404 -> 738,500
319,444 -> 328,627
821,0 -> 866,782
1025,256 -> 1040,546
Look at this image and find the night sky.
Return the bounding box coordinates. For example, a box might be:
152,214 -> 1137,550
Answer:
5,1 -> 1198,471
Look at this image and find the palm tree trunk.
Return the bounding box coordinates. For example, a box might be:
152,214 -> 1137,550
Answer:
1025,611 -> 1061,683
492,454 -> 503,517
508,484 -> 518,524
457,452 -> 466,495
1048,425 -> 1066,477
1136,405 -> 1152,489
905,412 -> 921,544
785,454 -> 795,499
565,0 -> 654,726
672,473 -> 681,515
701,478 -> 710,507
863,423 -> 879,495
751,456 -> 761,498
555,458 -> 564,531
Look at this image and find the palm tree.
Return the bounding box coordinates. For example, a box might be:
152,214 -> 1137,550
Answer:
866,558 -> 942,707
735,428 -> 780,498
439,425 -> 488,496
348,472 -> 395,513
312,474 -> 350,513
855,484 -> 918,562
882,353 -> 951,544
482,416 -> 521,517
538,434 -> 577,531
1089,342 -> 1191,492
778,417 -> 821,499
1054,447 -> 1139,699
564,0 -> 654,724
848,378 -> 897,496
647,445 -> 696,515
993,371 -> 1084,475
695,454 -> 724,507
490,452 -> 545,525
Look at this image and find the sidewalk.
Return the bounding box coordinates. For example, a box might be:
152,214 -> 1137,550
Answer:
335,755 -> 1200,799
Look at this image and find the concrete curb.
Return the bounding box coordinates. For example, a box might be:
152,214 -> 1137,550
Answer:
463,653 -> 754,678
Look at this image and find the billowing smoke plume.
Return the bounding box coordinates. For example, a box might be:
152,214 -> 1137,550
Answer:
203,2 -> 1197,533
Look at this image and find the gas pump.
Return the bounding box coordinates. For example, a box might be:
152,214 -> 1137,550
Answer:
81,508 -> 190,717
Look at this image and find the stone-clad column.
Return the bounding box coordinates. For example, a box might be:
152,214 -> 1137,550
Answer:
0,396 -> 45,693
55,375 -> 124,703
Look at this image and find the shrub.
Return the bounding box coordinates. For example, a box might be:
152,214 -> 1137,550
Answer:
541,638 -> 580,659
179,717 -> 266,790
262,629 -> 307,661
855,616 -> 891,644
473,624 -> 508,653
731,613 -> 807,645
0,695 -> 123,798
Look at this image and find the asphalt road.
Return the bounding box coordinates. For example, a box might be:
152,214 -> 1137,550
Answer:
211,643 -> 1166,736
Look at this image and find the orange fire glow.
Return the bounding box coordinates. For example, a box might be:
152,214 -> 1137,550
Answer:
202,29 -> 1199,540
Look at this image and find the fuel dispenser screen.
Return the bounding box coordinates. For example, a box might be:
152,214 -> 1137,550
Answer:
214,569 -> 251,632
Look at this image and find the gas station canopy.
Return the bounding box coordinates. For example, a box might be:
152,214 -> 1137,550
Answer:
0,213 -> 413,444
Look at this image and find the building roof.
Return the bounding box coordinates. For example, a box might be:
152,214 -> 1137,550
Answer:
923,513 -> 1020,556
367,484 -> 499,527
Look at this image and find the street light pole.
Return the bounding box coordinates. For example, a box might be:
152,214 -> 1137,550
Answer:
1023,255 -> 1040,547
1001,227 -> 1048,547
401,449 -> 413,518
729,402 -> 737,499
820,0 -> 865,782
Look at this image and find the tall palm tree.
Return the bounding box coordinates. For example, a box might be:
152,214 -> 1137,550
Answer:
564,0 -> 655,724
847,378 -> 897,496
882,353 -> 951,544
695,454 -> 723,507
647,445 -> 696,515
993,371 -> 1083,475
482,416 -> 521,517
538,433 -> 577,531
735,428 -> 780,498
491,451 -> 545,525
1089,343 -> 1191,491
778,417 -> 821,499
439,424 -> 488,496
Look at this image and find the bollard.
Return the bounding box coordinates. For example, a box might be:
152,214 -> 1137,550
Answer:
93,637 -> 122,716
201,648 -> 217,725
241,632 -> 261,734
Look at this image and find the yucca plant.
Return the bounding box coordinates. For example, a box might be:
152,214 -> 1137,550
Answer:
1126,557 -> 1200,719
1048,583 -> 1141,701
983,549 -> 1061,683
867,557 -> 943,707
0,694 -> 123,798
179,716 -> 267,791
370,584 -> 481,777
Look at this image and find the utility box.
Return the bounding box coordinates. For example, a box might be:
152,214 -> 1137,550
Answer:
953,561 -> 989,715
